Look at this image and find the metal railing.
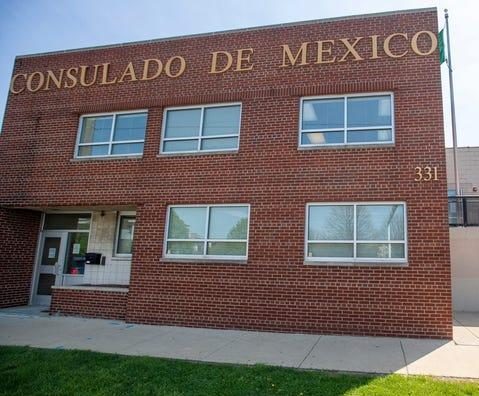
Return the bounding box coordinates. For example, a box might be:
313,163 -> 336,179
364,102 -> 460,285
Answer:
448,196 -> 479,226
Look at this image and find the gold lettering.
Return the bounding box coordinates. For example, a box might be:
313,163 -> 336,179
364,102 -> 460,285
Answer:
44,69 -> 65,90
210,51 -> 233,74
141,58 -> 163,80
26,72 -> 45,92
118,62 -> 138,83
64,67 -> 78,88
370,35 -> 380,59
79,65 -> 100,87
384,33 -> 408,58
415,167 -> 423,181
415,166 -> 439,181
235,48 -> 254,71
316,40 -> 336,64
9,73 -> 27,94
411,30 -> 437,56
100,63 -> 117,85
338,37 -> 363,62
165,56 -> 186,78
280,43 -> 309,67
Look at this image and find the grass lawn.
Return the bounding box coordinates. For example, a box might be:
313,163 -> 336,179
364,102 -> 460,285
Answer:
0,346 -> 478,395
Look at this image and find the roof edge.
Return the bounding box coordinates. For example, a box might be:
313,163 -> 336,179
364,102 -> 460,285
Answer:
16,7 -> 437,60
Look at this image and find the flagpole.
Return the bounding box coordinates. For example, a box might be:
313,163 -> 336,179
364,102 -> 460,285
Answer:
445,9 -> 461,196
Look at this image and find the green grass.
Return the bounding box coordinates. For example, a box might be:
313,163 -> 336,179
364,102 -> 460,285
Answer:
0,346 -> 478,395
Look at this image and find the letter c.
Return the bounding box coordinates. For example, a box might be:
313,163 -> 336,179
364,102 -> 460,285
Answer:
10,73 -> 27,94
384,33 -> 408,58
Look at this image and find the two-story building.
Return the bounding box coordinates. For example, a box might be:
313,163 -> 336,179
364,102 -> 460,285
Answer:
0,7 -> 452,338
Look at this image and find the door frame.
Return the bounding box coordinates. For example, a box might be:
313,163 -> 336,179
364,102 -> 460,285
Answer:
31,230 -> 68,306
29,211 -> 92,306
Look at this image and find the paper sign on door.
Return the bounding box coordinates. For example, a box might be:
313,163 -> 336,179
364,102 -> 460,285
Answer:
48,248 -> 56,259
72,243 -> 81,254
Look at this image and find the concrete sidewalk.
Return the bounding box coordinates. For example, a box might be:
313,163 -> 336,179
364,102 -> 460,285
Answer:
1,307 -> 479,379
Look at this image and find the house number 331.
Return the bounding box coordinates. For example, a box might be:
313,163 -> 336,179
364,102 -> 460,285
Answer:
414,166 -> 438,181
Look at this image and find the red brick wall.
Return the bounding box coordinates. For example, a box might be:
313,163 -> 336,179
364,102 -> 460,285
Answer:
0,9 -> 452,338
50,288 -> 127,320
0,208 -> 41,308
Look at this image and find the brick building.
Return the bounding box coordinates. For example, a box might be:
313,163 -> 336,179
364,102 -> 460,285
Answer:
0,8 -> 452,338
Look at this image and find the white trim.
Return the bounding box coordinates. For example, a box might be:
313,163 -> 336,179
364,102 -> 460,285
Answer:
74,110 -> 148,159
114,211 -> 136,257
160,102 -> 242,155
163,204 -> 250,261
29,212 -> 46,305
304,202 -> 408,264
298,92 -> 395,148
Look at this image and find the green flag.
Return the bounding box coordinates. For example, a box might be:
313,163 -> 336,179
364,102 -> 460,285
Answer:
438,29 -> 446,64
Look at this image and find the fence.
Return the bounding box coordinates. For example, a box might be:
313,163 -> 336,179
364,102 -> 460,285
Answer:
448,196 -> 479,226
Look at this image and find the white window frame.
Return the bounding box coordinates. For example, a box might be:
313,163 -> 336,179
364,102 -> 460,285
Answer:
305,202 -> 407,264
160,102 -> 242,154
74,109 -> 148,159
114,211 -> 136,257
299,92 -> 395,148
164,204 -> 250,261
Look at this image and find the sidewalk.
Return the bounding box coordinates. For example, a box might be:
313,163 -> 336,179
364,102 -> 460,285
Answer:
1,307 -> 478,379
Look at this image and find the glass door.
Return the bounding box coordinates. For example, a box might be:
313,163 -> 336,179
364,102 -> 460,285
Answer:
33,231 -> 67,305
62,232 -> 88,286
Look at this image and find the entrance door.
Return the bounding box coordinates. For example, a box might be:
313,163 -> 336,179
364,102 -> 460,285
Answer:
33,231 -> 67,305
33,230 -> 89,305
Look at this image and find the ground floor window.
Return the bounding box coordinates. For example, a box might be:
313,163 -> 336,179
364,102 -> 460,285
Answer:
306,202 -> 406,263
116,214 -> 136,255
43,213 -> 91,230
63,232 -> 89,275
165,204 -> 249,260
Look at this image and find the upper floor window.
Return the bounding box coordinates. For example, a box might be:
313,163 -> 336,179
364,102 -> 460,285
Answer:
164,204 -> 249,260
306,202 -> 406,264
300,93 -> 393,147
76,111 -> 147,158
161,103 -> 241,154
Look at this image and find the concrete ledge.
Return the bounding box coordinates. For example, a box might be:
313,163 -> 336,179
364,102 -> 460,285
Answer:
52,285 -> 129,293
160,258 -> 247,265
298,143 -> 395,151
304,261 -> 408,268
70,155 -> 142,162
157,150 -> 239,158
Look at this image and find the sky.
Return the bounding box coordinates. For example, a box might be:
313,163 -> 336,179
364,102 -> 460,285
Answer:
0,0 -> 478,147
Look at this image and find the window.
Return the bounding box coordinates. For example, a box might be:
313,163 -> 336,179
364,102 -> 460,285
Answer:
115,214 -> 136,256
306,203 -> 406,263
300,93 -> 393,147
76,111 -> 147,158
43,213 -> 91,230
165,204 -> 249,260
161,103 -> 241,154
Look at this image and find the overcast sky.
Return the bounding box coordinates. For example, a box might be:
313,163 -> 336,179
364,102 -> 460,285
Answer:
1,0 -> 478,147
